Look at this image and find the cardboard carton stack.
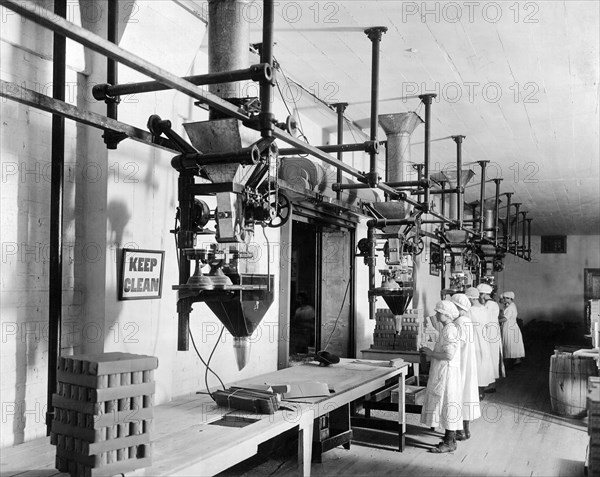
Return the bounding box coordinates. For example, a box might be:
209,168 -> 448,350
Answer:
372,308 -> 424,351
50,352 -> 158,477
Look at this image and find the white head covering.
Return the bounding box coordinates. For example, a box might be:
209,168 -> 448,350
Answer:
477,283 -> 493,295
465,287 -> 480,299
451,293 -> 471,311
434,300 -> 460,319
502,291 -> 515,299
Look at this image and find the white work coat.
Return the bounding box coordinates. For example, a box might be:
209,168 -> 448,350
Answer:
468,305 -> 496,387
484,300 -> 505,379
454,314 -> 481,422
420,322 -> 463,430
501,302 -> 525,358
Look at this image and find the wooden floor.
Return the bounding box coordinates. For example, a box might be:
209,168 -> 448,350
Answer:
220,339 -> 592,477
0,339 -> 593,477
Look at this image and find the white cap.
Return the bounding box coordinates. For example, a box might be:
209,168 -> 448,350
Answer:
434,300 -> 460,319
502,291 -> 515,299
451,293 -> 471,311
477,283 -> 493,294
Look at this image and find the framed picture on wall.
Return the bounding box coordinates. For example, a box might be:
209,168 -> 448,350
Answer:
429,262 -> 440,276
119,249 -> 165,300
540,235 -> 567,254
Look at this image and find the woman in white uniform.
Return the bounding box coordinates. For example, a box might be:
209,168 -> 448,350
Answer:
477,283 -> 505,391
465,287 -> 495,398
450,293 -> 481,441
500,291 -> 525,365
420,300 -> 463,453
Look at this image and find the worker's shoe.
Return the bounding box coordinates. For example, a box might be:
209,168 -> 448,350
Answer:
430,440 -> 457,453
430,430 -> 457,453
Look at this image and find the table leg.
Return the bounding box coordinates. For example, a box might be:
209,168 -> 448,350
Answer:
414,363 -> 420,386
397,368 -> 406,452
298,410 -> 314,477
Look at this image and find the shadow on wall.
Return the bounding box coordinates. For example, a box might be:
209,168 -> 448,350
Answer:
107,200 -> 132,247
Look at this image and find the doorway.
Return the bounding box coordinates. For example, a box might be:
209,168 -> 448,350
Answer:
287,219 -> 354,363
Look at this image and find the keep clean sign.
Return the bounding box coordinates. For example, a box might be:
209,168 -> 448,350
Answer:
119,249 -> 165,300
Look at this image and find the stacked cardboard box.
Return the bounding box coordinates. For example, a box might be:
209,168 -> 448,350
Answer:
588,376 -> 600,476
50,352 -> 158,477
371,308 -> 424,351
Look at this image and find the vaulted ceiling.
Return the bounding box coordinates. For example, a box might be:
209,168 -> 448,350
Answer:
241,0 -> 599,235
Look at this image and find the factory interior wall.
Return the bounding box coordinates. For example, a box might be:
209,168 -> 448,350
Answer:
0,1 -> 330,448
497,235 -> 600,334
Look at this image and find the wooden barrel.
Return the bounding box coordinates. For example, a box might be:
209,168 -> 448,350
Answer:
549,351 -> 598,417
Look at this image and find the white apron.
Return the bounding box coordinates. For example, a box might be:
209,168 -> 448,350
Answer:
420,322 -> 463,430
468,305 -> 496,387
501,303 -> 525,358
484,300 -> 505,379
454,315 -> 482,421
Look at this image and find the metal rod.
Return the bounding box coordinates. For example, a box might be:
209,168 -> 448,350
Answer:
0,80 -> 177,152
279,140 -> 375,156
513,203 -> 521,253
452,135 -> 465,227
385,180 -> 427,188
46,0 -> 66,436
521,211 -> 527,257
477,161 -> 489,239
504,192 -> 513,249
493,179 -> 502,246
1,0 -> 249,121
440,182 -> 446,216
334,103 -> 348,201
106,0 -> 118,121
93,64 -> 271,100
367,225 -> 376,320
365,26 -> 387,185
430,187 -> 460,195
419,94 -> 436,211
260,0 -> 275,137
527,218 -> 533,261
513,202 -> 521,254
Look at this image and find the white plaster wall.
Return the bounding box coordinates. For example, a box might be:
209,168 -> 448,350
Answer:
496,235 -> 600,327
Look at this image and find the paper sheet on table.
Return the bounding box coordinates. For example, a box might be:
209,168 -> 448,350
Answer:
282,382 -> 330,399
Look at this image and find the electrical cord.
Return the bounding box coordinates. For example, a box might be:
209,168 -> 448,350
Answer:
321,277 -> 351,352
189,326 -> 225,401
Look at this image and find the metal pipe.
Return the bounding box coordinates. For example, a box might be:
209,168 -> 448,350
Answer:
367,225 -> 376,320
513,203 -> 521,253
440,182 -> 446,216
504,192 -> 513,249
279,140 -> 377,156
260,0 -> 275,137
384,179 -> 427,188
46,0 -> 66,436
521,211 -> 527,256
452,135 -> 465,227
419,94 -> 436,211
106,0 -> 118,120
2,0 -> 249,121
526,218 -> 533,261
171,147 -> 260,171
365,26 -> 387,186
477,161 -> 489,238
493,179 -> 502,245
334,103 -> 348,201
430,187 -> 460,195
92,64 -> 272,100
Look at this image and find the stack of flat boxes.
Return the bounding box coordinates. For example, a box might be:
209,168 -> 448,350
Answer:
50,352 -> 158,477
588,376 -> 600,476
372,308 -> 424,351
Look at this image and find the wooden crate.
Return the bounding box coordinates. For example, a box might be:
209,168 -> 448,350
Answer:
50,352 -> 158,477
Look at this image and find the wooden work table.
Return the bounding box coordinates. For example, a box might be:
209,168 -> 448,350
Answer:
0,359 -> 409,477
147,358 -> 410,476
